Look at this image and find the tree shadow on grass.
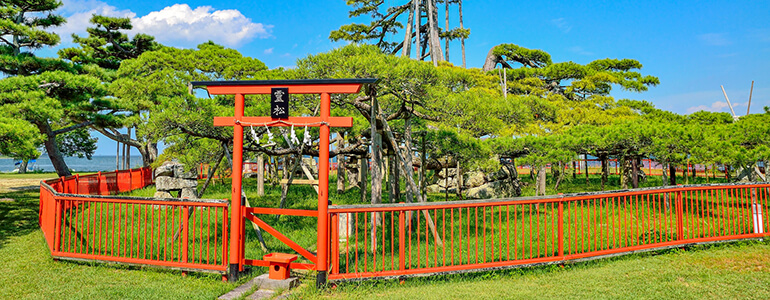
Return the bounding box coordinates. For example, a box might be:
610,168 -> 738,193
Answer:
0,189 -> 42,249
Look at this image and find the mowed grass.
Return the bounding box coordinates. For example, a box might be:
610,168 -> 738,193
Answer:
291,241 -> 770,299
2,170 -> 765,299
0,189 -> 237,299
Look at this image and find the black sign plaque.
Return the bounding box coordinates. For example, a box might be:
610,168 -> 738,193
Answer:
271,87 -> 289,119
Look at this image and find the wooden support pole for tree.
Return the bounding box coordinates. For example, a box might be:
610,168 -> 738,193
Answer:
360,153 -> 367,203
257,154 -> 264,197
420,133 -> 427,200
337,134 -> 346,193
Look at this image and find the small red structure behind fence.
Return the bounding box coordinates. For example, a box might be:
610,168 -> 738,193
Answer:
39,167 -> 229,274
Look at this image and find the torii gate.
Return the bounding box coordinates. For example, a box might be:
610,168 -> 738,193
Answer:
192,79 -> 377,286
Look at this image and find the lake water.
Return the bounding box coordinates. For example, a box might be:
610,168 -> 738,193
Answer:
0,155 -> 144,173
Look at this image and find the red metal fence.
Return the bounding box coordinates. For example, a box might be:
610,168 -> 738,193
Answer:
326,183 -> 768,281
39,167 -> 229,274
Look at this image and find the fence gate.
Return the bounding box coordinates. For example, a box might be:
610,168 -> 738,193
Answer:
194,79 -> 377,286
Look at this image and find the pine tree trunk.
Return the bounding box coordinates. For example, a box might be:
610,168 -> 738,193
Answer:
360,154 -> 367,202
404,115 -> 415,203
537,166 -> 546,196
18,159 -> 28,174
600,154 -> 608,191
669,164 -> 677,185
444,0 -> 449,61
337,136 -> 346,193
426,0 -> 444,65
402,0 -> 415,57
37,122 -> 71,177
370,95 -> 383,206
415,0 -> 421,60
456,160 -> 463,199
459,0 -> 465,68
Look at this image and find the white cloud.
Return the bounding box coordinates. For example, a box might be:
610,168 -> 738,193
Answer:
686,101 -> 732,114
55,1 -> 271,48
263,48 -> 273,55
698,33 -> 731,46
131,4 -> 271,47
568,46 -> 593,56
551,18 -> 572,33
55,0 -> 135,44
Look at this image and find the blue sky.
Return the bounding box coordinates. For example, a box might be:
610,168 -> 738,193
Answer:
44,0 -> 770,155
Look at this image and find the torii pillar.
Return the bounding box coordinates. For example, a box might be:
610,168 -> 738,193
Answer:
192,79 -> 377,286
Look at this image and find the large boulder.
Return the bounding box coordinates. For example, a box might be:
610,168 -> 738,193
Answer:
466,180 -> 521,199
464,171 -> 485,188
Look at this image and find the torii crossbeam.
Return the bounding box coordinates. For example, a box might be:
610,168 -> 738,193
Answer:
192,78 -> 377,286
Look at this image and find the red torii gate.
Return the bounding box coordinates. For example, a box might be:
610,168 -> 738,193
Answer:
192,78 -> 377,285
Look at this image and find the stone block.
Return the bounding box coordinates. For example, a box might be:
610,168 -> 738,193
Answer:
338,213 -> 354,240
181,187 -> 198,199
155,176 -> 197,191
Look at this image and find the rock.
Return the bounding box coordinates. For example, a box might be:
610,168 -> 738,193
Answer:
177,170 -> 198,180
154,162 -> 176,178
155,176 -> 197,191
466,183 -> 496,199
426,184 -> 441,194
464,171 -> 485,188
181,187 -> 198,199
437,177 -> 458,189
465,180 -> 522,199
153,191 -> 174,198
438,168 -> 458,178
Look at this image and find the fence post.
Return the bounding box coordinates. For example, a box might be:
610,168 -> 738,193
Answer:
75,174 -> 79,195
60,176 -> 65,193
331,213 -> 339,274
558,201 -> 564,257
399,209 -> 405,271
182,206 -> 189,263
676,188 -> 684,241
54,197 -> 62,253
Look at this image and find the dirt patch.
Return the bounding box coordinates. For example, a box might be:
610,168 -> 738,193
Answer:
0,178 -> 49,193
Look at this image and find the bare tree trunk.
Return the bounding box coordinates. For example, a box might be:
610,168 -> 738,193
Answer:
444,0 -> 449,61
389,152 -> 396,203
404,115 -> 415,203
402,0 -> 415,57
415,0 -> 421,61
426,0 -> 444,65
370,93 -> 383,206
459,0 -> 465,68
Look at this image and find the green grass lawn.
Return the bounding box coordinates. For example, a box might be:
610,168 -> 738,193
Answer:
0,172 -> 60,180
0,189 -> 238,299
2,172 -> 766,299
291,240 -> 770,299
